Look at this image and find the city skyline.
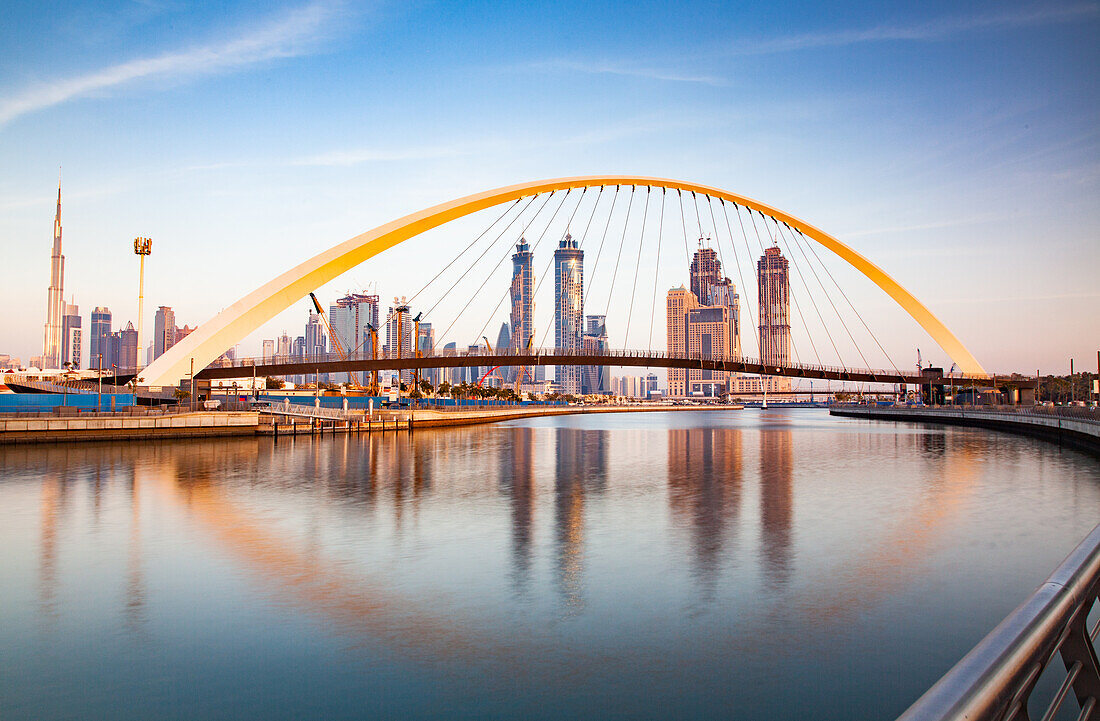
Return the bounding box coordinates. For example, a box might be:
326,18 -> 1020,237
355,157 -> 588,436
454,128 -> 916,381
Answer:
2,1 -> 1098,373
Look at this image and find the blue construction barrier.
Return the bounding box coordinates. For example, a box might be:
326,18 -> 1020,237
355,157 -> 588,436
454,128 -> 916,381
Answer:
0,393 -> 136,413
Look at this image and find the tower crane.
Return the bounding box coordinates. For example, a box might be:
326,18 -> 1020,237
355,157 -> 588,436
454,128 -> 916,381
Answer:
309,293 -> 362,389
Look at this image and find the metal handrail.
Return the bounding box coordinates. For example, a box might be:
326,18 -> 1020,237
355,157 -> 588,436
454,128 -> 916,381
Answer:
195,346 -> 999,384
898,523 -> 1100,720
839,404 -> 1100,425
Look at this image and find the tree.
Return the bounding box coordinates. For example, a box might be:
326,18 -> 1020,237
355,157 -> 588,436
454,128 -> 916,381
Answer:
419,379 -> 433,396
437,381 -> 452,397
173,387 -> 191,400
265,376 -> 285,390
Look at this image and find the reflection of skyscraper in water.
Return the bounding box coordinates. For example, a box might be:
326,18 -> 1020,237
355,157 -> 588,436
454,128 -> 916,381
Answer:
759,428 -> 794,588
553,428 -> 607,610
125,468 -> 146,630
499,428 -> 535,592
667,427 -> 743,596
38,476 -> 66,618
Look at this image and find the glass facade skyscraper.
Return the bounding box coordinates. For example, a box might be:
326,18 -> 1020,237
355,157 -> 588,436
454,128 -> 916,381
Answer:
510,238 -> 534,351
90,307 -> 112,371
553,233 -> 583,395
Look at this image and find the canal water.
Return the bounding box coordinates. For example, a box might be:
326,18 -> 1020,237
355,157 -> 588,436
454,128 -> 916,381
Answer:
1,409 -> 1097,720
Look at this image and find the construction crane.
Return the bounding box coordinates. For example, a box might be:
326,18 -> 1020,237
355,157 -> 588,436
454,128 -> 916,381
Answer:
309,292 -> 362,389
412,312 -> 423,396
364,322 -> 379,396
514,334 -> 534,394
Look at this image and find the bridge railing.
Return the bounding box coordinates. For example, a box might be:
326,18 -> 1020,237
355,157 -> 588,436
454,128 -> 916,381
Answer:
897,523 -> 1100,721
200,346 -> 973,382
845,403 -> 1100,424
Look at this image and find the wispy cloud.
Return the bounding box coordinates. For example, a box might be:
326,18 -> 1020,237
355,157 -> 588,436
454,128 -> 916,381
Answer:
193,114 -> 716,169
530,4 -> 1098,86
527,59 -> 726,86
0,1 -> 341,127
725,4 -> 1100,55
292,143 -> 481,167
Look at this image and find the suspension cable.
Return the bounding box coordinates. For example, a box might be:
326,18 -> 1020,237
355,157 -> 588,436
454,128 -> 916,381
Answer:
472,189 -> 578,348
421,194 -> 539,323
746,206 -> 801,365
677,189 -> 691,265
778,220 -> 869,371
602,185 -> 637,318
715,198 -> 757,357
794,226 -> 901,376
779,220 -> 867,370
579,186 -> 621,311
404,199 -> 521,309
726,200 -> 762,359
527,188 -> 604,349
762,214 -> 821,366
691,191 -> 705,238
765,214 -> 841,368
648,188 -> 666,353
624,186 -> 652,347
373,197 -> 528,350
435,191 -> 558,347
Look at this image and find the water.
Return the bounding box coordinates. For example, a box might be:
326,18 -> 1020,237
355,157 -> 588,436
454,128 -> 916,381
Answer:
1,409 -> 1097,720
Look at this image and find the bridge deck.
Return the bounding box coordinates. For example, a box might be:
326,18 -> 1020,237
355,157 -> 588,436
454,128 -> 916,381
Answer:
177,349 -> 1024,387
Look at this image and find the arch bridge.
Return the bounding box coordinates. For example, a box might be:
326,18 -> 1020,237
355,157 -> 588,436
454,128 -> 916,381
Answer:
140,175 -> 994,389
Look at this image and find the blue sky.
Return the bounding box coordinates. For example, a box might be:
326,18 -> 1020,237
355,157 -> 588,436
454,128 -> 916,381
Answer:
1,0 -> 1097,373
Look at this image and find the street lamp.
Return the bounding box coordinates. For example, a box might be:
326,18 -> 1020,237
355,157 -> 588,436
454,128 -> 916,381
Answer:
133,237 -> 152,367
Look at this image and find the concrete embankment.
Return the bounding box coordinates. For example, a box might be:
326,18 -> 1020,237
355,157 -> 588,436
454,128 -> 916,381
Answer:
830,406 -> 1100,455
0,412 -> 259,444
1,404 -> 746,444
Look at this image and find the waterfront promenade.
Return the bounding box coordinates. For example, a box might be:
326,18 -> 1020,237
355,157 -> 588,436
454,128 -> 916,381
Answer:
830,405 -> 1100,455
0,403 -> 746,444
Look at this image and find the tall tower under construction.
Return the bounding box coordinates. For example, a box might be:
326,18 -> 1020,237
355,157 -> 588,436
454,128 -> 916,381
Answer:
757,246 -> 791,367
42,179 -> 65,369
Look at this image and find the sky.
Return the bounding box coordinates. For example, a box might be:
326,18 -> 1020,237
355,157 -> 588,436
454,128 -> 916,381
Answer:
1,0 -> 1097,376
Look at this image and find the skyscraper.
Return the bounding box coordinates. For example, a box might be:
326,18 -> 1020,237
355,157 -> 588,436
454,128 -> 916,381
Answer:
42,179 -> 65,369
667,261 -> 741,398
62,303 -> 81,369
757,246 -> 791,367
553,234 -> 583,395
581,315 -> 609,394
327,292 -> 379,385
495,321 -> 512,382
442,342 -> 461,385
90,307 -> 112,371
304,312 -> 327,358
690,244 -> 721,305
386,298 -> 414,385
510,238 -> 534,351
418,322 -> 437,386
666,286 -> 698,397
118,322 -> 138,370
329,292 -> 379,357
276,331 -> 292,359
153,306 -> 176,360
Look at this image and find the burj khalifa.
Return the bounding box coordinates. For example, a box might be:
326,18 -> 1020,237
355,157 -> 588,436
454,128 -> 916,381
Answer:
42,178 -> 64,370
